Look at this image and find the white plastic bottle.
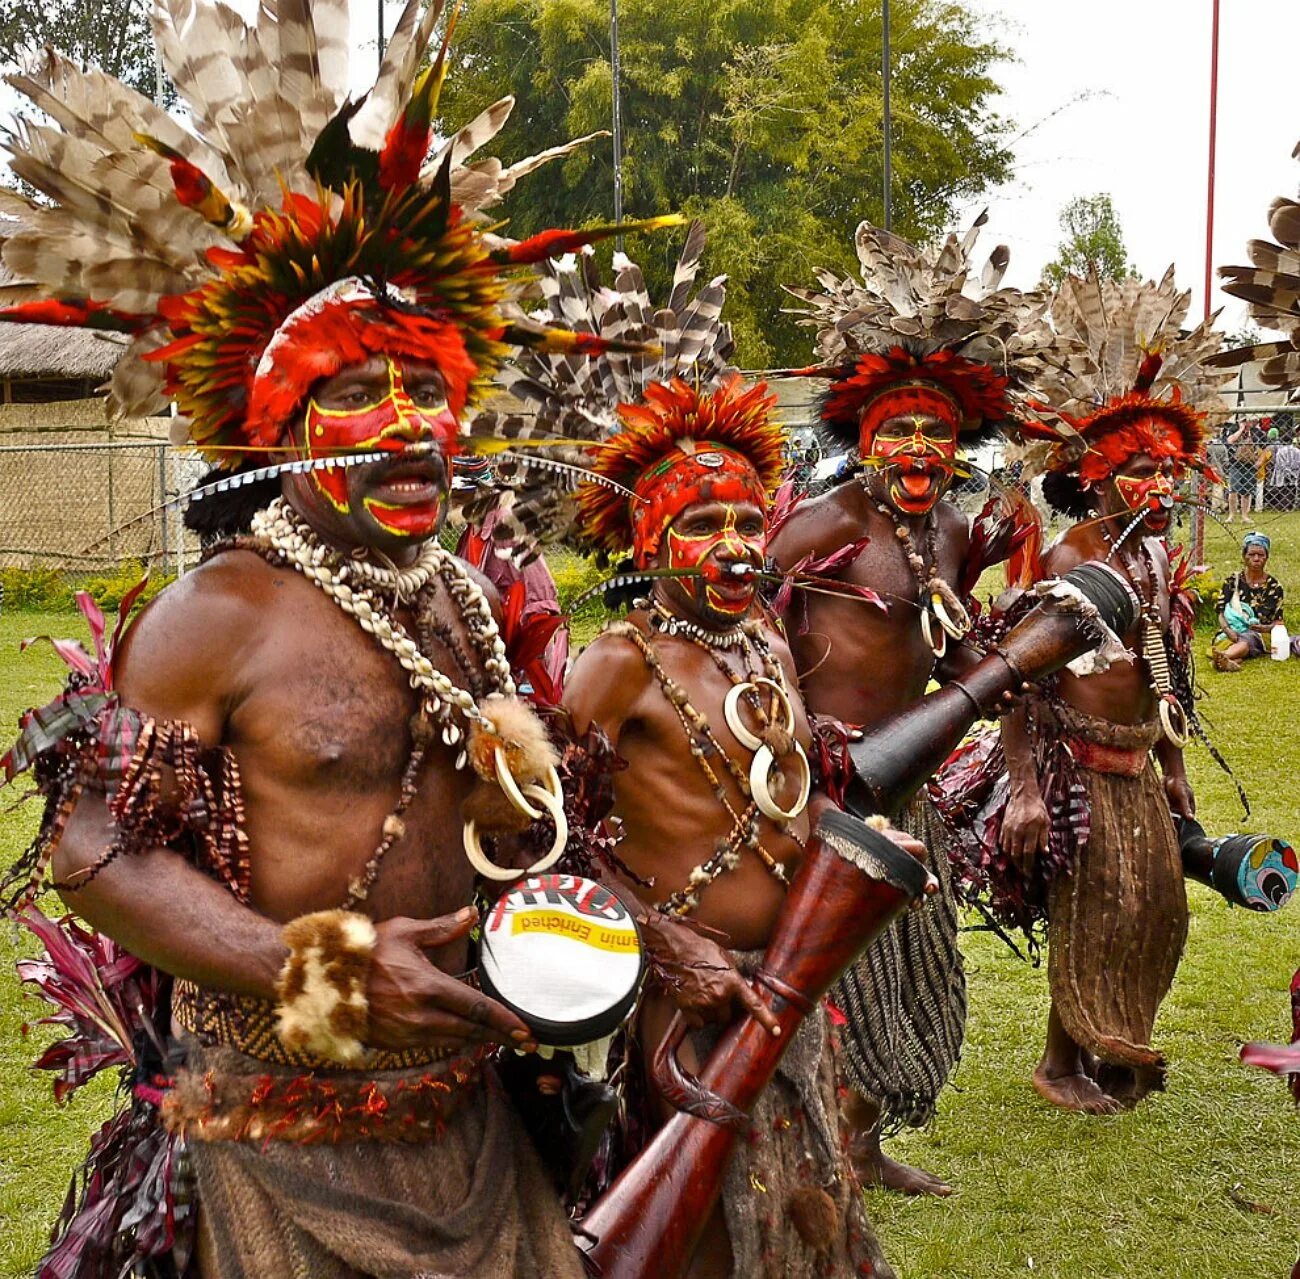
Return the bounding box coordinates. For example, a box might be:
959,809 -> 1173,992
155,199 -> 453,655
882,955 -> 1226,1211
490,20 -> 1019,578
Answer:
1271,622 -> 1290,661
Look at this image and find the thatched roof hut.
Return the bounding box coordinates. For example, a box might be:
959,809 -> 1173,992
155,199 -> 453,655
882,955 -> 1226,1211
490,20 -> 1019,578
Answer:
0,214 -> 128,402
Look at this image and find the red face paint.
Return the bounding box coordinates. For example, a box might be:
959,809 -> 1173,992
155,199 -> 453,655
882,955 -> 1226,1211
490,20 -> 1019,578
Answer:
302,358 -> 458,538
1114,468 -> 1178,531
665,507 -> 766,619
864,412 -> 960,514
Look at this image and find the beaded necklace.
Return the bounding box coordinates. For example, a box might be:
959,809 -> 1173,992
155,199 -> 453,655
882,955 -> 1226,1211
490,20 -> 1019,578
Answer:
869,491 -> 971,656
649,599 -> 749,649
245,501 -> 523,902
614,616 -> 808,915
251,500 -> 515,755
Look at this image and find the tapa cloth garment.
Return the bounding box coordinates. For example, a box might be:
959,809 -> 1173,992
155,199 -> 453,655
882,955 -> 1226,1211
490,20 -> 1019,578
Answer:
697,952 -> 895,1279
1046,705 -> 1188,1076
830,796 -> 966,1128
175,1037 -> 582,1279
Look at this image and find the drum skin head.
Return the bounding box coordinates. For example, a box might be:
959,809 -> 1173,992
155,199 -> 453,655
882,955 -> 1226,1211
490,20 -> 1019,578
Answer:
478,874 -> 646,1046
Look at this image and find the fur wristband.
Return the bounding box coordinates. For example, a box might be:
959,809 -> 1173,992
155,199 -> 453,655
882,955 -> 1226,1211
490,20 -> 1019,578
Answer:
275,910 -> 377,1066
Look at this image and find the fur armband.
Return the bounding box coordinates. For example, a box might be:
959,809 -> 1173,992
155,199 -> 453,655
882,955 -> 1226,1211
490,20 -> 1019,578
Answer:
275,910 -> 377,1066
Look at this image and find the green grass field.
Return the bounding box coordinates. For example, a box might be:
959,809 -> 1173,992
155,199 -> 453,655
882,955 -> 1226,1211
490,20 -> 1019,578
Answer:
0,513 -> 1297,1277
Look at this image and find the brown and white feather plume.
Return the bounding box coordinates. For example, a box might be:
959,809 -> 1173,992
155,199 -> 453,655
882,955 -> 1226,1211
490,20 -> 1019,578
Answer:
464,220 -> 737,559
785,210 -> 1054,377
0,0 -> 623,438
1217,139 -> 1300,388
1031,269 -> 1231,427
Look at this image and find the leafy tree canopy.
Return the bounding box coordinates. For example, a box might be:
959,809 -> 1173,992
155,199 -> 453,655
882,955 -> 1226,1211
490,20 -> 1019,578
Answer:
1041,193 -> 1136,288
440,0 -> 1014,366
0,0 -> 161,99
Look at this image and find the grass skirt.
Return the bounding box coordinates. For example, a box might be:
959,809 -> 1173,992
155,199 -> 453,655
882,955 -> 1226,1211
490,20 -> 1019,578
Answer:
829,797 -> 967,1128
1047,707 -> 1188,1075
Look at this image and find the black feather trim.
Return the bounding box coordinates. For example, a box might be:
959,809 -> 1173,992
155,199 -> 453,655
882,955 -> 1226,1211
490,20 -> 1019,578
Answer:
183,465 -> 280,541
1041,470 -> 1095,519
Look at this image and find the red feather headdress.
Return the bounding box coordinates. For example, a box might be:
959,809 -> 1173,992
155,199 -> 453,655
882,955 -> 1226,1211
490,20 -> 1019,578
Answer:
0,0 -> 676,468
576,376 -> 785,563
782,212 -> 1053,450
816,347 -> 1014,444
1013,271 -> 1231,483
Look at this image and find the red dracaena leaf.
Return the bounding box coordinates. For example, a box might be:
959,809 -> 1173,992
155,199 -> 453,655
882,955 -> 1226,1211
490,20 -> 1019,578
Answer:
963,492 -> 1042,596
18,634 -> 96,679
15,909 -> 157,1099
765,478 -> 803,541
1240,1041 -> 1300,1074
510,612 -> 567,672
771,537 -> 879,622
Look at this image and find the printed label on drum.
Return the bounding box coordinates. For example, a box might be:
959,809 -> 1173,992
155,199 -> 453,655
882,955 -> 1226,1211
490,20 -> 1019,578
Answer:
481,874 -> 644,1025
511,910 -> 640,952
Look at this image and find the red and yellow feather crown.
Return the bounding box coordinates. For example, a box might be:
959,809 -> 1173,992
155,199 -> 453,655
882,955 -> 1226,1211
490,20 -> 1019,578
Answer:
577,375 -> 785,562
0,0 -> 674,467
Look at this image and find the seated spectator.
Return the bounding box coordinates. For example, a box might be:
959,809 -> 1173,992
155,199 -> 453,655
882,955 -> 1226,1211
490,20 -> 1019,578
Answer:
1212,532 -> 1285,671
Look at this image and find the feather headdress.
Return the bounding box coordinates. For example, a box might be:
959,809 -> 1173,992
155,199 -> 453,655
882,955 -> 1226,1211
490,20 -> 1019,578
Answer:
1016,269 -> 1230,492
0,0 -> 675,467
466,221 -> 786,563
783,210 -> 1054,448
1216,139 -> 1300,388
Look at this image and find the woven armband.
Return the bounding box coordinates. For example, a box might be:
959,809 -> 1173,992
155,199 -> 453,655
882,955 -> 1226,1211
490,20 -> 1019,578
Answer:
275,910 -> 377,1066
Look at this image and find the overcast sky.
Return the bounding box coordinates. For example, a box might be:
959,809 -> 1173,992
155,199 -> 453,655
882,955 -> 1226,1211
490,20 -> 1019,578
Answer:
957,0 -> 1299,333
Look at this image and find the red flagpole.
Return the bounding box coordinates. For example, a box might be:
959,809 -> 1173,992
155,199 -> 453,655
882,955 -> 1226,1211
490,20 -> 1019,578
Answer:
1204,0 -> 1220,324
1196,0 -> 1221,564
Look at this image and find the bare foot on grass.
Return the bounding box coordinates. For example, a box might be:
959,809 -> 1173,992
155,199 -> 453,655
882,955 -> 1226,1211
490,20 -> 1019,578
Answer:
841,1090 -> 954,1197
1094,1062 -> 1164,1108
855,1148 -> 954,1197
1032,1065 -> 1123,1115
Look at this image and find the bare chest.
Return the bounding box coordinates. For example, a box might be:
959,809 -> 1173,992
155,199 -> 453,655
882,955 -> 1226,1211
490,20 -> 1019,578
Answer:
791,509 -> 966,719
230,576 -> 489,791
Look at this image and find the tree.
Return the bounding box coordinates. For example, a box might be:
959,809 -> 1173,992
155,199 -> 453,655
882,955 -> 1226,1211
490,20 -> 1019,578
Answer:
0,0 -> 162,101
440,0 -> 1014,366
1041,193 -> 1135,287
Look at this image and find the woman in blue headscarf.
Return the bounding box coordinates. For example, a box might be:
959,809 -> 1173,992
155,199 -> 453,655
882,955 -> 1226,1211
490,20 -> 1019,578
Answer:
1213,532 -> 1285,670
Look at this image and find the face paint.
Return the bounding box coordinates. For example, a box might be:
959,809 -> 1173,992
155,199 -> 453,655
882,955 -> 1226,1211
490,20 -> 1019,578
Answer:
864,414 -> 960,514
302,358 -> 459,536
665,507 -> 767,620
1114,468 -> 1178,530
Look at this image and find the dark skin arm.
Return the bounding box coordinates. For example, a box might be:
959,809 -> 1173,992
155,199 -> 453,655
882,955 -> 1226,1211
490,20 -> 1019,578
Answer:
999,541 -> 1087,871
564,633 -> 780,1034
1156,738 -> 1195,819
52,565 -> 531,1054
998,700 -> 1049,871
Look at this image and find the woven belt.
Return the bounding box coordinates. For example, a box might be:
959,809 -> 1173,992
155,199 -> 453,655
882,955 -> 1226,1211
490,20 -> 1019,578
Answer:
173,979 -> 456,1071
162,1045 -> 487,1144
1064,736 -> 1150,778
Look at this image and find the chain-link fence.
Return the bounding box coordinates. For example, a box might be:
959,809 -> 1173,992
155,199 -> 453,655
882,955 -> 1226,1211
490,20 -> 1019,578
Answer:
0,440 -> 205,573
1203,406 -> 1300,525
0,390 -> 1297,584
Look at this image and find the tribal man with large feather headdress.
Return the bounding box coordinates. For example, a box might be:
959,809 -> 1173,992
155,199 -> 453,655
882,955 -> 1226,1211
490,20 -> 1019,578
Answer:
766,212 -> 1049,1196
955,268 -> 1232,1117
469,224 -> 910,1278
0,1 -> 676,1275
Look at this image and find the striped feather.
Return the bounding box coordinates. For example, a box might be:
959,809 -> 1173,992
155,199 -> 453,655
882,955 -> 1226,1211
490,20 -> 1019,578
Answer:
350,0 -> 445,151
463,219 -> 735,556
